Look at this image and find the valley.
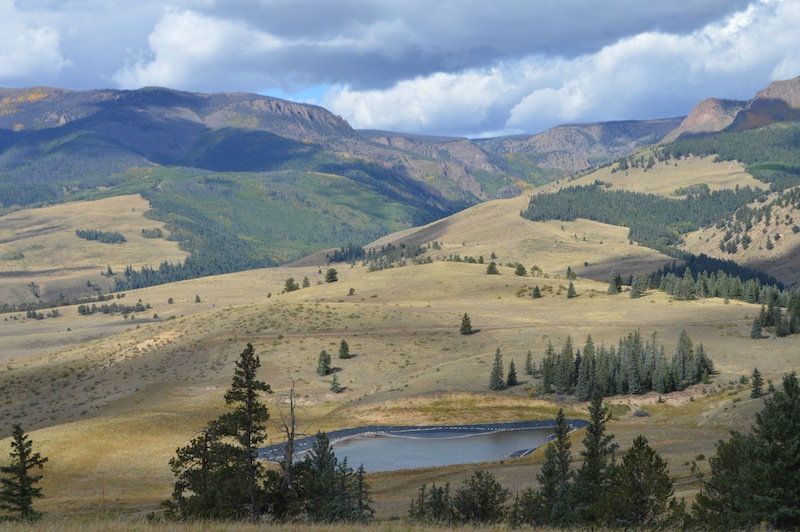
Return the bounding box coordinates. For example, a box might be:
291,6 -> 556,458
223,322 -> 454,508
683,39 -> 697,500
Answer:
0,78 -> 799,527
1,162 -> 797,521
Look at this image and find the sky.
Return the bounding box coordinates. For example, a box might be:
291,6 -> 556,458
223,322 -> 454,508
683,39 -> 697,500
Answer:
1,0 -> 799,137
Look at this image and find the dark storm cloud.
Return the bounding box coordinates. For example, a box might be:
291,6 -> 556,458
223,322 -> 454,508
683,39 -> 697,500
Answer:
194,0 -> 755,90
0,0 -> 797,136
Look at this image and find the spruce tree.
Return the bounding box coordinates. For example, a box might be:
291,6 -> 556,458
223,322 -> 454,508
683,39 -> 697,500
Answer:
567,282 -> 577,298
750,367 -> 763,398
451,470 -> 509,524
524,350 -> 534,376
531,285 -> 542,298
750,318 -> 763,339
330,374 -> 343,393
506,359 -> 518,387
324,268 -> 338,283
607,270 -> 623,294
486,262 -> 499,274
692,372 -> 800,529
489,348 -> 505,390
316,350 -> 332,376
570,392 -> 617,524
602,435 -> 676,528
301,432 -> 373,523
531,409 -> 573,525
338,339 -> 351,359
0,425 -> 48,521
514,263 -> 527,276
460,313 -> 473,335
165,343 -> 272,521
630,271 -> 648,298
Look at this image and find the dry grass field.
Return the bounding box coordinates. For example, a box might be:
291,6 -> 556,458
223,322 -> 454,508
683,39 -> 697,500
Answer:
547,154 -> 766,197
0,160 -> 798,527
0,195 -> 187,305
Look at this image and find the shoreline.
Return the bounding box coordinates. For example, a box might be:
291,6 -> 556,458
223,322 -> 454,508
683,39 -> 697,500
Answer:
259,418 -> 589,463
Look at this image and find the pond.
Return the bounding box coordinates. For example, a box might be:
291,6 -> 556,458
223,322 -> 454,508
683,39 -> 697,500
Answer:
331,427 -> 554,472
260,419 -> 588,472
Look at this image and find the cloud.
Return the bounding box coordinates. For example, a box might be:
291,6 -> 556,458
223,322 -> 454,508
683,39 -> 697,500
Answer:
325,0 -> 800,136
112,8 -> 283,90
0,1 -> 797,136
0,0 -> 69,81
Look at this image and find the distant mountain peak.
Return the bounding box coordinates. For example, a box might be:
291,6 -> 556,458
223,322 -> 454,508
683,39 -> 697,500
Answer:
754,76 -> 800,108
662,98 -> 747,142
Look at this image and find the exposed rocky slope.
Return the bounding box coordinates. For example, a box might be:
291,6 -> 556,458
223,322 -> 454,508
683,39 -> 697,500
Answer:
662,98 -> 747,142
476,118 -> 683,174
666,76 -> 800,141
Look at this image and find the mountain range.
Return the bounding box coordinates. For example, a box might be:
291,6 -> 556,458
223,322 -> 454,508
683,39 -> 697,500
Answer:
0,76 -> 799,294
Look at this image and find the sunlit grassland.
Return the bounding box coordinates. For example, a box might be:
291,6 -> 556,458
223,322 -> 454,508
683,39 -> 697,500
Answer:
1,162 -> 798,524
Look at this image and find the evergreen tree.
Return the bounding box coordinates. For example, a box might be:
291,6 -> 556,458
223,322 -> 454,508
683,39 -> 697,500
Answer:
602,435 -> 676,528
524,350 -> 534,376
216,343 -> 272,521
316,350 -> 332,376
567,281 -> 577,298
165,343 -> 272,521
302,276 -> 310,288
750,367 -> 763,398
750,317 -> 763,339
451,470 -> 509,524
514,263 -> 527,276
284,278 -> 299,292
324,268 -> 338,283
489,348 -> 505,390
607,270 -> 623,294
630,271 -> 649,298
299,432 -> 373,523
486,262 -> 499,274
506,359 -> 518,387
338,339 -> 351,359
570,392 -> 617,524
330,374 -> 343,393
692,372 -> 800,529
566,266 -> 577,280
460,313 -> 473,335
531,285 -> 542,298
530,409 -> 573,525
408,483 -> 453,525
0,425 -> 48,521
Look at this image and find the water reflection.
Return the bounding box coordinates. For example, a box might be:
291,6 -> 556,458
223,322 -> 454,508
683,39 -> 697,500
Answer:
331,427 -> 554,472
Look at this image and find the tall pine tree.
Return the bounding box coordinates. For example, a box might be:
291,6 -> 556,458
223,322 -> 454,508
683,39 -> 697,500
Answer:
0,425 -> 48,521
570,392 -> 617,524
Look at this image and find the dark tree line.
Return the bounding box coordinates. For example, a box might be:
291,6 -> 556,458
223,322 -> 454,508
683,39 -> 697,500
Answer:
522,182 -> 761,249
539,330 -> 713,400
654,264 -> 800,337
75,229 -> 126,244
77,301 -> 150,316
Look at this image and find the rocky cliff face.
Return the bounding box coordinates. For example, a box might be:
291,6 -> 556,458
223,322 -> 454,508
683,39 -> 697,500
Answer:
754,76 -> 800,108
662,98 -> 746,142
664,76 -> 800,140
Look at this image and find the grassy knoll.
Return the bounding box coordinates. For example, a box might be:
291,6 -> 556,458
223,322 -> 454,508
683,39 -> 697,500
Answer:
0,190 -> 797,525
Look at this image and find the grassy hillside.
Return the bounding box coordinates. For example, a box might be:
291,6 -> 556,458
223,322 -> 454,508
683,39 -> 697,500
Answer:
1,184 -> 796,524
